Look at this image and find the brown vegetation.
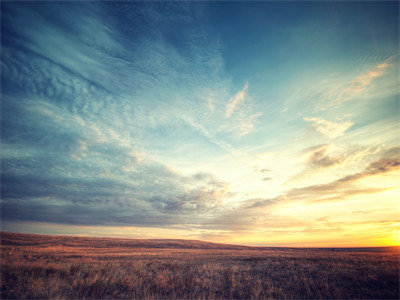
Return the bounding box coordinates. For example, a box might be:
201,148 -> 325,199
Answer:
1,232 -> 399,299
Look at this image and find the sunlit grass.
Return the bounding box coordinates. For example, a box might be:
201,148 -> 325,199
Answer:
1,232 -> 399,299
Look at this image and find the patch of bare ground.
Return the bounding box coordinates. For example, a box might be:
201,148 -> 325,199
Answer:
1,232 -> 399,299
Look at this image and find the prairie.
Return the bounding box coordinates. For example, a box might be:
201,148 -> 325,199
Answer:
1,232 -> 399,299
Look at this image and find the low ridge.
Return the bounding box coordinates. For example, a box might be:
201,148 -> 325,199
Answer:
0,231 -> 255,250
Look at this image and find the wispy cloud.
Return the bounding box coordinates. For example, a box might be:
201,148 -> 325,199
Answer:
221,82 -> 261,137
225,82 -> 248,118
286,144 -> 384,188
282,56 -> 398,116
281,156 -> 399,204
331,56 -> 395,105
182,117 -> 246,157
237,112 -> 262,137
304,117 -> 353,139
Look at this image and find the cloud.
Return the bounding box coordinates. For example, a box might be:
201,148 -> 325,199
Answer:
341,145 -> 382,166
285,56 -> 398,114
225,82 -> 248,117
237,112 -> 262,136
182,116 -> 246,157
365,157 -> 400,175
246,155 -> 399,210
331,56 -> 395,105
1,146 -> 232,226
280,107 -> 288,113
304,117 -> 353,139
303,144 -> 343,168
1,2 -> 240,228
288,144 -> 383,185
221,82 -> 261,137
286,156 -> 399,202
218,112 -> 261,137
246,195 -> 285,209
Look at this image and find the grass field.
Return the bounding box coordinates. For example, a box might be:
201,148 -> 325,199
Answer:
1,232 -> 399,299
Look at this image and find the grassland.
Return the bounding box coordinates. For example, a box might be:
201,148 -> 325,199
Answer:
1,232 -> 399,299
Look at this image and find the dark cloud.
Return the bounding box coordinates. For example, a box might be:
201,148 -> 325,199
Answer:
2,87 -> 235,224
1,162 -> 231,226
304,144 -> 342,168
1,131 -> 231,226
366,157 -> 400,174
246,195 -> 284,209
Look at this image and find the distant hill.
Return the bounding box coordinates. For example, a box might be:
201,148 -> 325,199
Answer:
0,231 -> 256,250
1,231 -> 398,253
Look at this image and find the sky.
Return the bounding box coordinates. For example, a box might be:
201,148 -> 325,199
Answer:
1,1 -> 399,247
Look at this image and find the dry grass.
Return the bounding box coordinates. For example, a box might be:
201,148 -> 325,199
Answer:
1,232 -> 399,299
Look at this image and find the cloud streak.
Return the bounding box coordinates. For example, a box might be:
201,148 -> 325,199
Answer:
225,82 -> 248,117
222,82 -> 261,137
272,156 -> 399,206
331,56 -> 395,105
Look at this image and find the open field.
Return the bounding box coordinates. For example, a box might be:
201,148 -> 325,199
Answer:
1,232 -> 399,299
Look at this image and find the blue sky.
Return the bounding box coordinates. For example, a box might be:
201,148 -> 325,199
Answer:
1,1 -> 399,246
